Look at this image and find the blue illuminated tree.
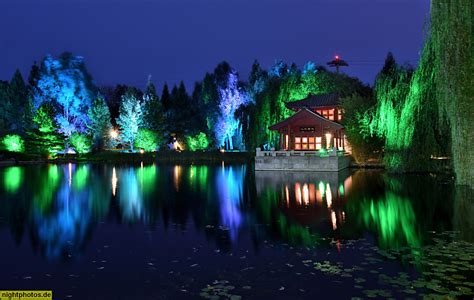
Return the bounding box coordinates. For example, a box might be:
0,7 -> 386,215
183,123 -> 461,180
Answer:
33,53 -> 96,138
116,90 -> 143,151
215,68 -> 250,150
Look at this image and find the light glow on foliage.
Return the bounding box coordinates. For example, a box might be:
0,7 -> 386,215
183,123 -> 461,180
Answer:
2,134 -> 25,152
215,70 -> 249,150
185,132 -> 209,151
117,92 -> 143,152
134,129 -> 159,152
34,54 -> 95,137
69,132 -> 92,154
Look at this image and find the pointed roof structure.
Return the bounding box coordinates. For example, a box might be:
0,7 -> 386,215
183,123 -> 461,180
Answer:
285,93 -> 341,111
269,108 -> 343,131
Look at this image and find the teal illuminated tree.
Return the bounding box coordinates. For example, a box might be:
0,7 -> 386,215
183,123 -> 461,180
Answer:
117,90 -> 143,151
87,95 -> 112,150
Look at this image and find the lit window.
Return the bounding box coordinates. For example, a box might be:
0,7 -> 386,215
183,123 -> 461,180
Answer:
302,137 -> 308,143
295,137 -> 301,143
328,109 -> 334,120
309,137 -> 315,143
316,137 -> 322,150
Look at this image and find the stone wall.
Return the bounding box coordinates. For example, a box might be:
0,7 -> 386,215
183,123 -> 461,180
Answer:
255,155 -> 352,171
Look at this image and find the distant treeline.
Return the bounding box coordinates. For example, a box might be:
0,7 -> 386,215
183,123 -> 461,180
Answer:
0,54 -> 370,154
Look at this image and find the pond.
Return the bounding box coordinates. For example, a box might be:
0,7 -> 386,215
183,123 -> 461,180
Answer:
0,163 -> 473,299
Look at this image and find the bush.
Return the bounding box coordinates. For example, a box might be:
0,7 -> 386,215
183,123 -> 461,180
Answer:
134,129 -> 160,152
69,133 -> 92,154
2,134 -> 25,153
185,132 -> 209,151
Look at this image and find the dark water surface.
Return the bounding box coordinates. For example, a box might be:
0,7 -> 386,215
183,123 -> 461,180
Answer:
0,163 -> 473,299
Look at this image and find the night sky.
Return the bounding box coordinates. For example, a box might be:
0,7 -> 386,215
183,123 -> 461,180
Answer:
1,0 -> 430,90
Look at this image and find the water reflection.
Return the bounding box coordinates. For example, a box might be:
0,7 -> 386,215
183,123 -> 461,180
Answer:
0,165 -> 469,262
3,166 -> 23,194
216,165 -> 245,241
255,170 -> 352,245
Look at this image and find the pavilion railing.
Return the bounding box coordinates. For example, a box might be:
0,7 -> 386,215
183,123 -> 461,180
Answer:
255,148 -> 346,157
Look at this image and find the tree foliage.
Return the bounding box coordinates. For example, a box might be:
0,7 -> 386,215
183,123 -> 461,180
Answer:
27,103 -> 63,154
116,90 -> 143,151
185,132 -> 209,151
134,129 -> 161,152
2,134 -> 25,152
69,132 -> 92,154
87,95 -> 112,150
32,53 -> 96,137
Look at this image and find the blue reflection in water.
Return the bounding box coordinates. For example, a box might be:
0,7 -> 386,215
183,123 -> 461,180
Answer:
118,168 -> 143,221
216,164 -> 245,241
34,164 -> 91,259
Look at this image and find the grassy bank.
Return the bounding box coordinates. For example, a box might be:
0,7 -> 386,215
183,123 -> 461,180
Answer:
0,150 -> 254,166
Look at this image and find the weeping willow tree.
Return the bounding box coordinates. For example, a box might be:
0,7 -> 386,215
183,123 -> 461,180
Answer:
371,44 -> 445,172
371,0 -> 473,184
431,0 -> 473,187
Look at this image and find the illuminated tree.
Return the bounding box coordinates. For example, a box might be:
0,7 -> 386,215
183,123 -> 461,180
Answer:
33,53 -> 96,138
134,129 -> 160,152
69,132 -> 92,154
341,94 -> 383,163
2,134 -> 25,152
215,68 -> 250,150
87,95 -> 112,150
116,90 -> 143,151
27,103 -> 63,154
185,132 -> 209,151
431,0 -> 473,187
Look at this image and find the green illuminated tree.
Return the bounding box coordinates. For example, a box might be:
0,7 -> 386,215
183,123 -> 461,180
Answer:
185,132 -> 209,151
2,134 -> 25,152
431,0 -> 473,187
134,129 -> 161,152
69,132 -> 92,154
27,103 -> 63,154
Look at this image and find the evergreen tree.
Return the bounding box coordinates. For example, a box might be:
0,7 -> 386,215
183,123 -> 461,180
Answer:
116,90 -> 143,151
27,103 -> 63,154
87,95 -> 112,150
8,69 -> 28,133
161,83 -> 171,111
142,78 -> 165,145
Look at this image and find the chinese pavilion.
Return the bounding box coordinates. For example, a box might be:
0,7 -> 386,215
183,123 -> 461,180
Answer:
269,93 -> 346,151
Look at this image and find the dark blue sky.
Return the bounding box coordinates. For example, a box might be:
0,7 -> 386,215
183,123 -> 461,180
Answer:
1,0 -> 430,91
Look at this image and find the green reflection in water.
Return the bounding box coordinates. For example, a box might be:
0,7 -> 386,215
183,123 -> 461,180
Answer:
137,164 -> 158,196
34,165 -> 61,213
319,181 -> 325,195
73,165 -> 89,190
3,167 -> 23,193
259,188 -> 316,246
339,184 -> 344,196
198,166 -> 208,191
188,165 -> 209,192
359,192 -> 421,250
